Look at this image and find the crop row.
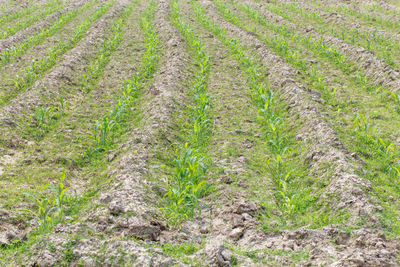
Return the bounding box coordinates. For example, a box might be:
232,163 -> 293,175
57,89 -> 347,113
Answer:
1,1 -> 115,106
327,3 -> 400,31
233,2 -> 400,110
15,0 -> 144,232
192,0 -> 306,218
162,0 -> 212,227
0,1 -> 96,66
0,1 -> 43,28
82,0 -> 138,92
263,1 -> 400,70
214,0 -> 400,232
85,0 -> 159,157
215,1 -> 400,174
29,1 -> 136,142
0,0 -> 64,39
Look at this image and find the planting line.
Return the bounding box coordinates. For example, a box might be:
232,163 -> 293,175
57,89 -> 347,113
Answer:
0,1 -> 128,149
28,0 -> 139,142
186,1 -> 400,265
87,0 -> 190,242
159,0 -> 213,227
216,0 -> 400,236
82,0 -> 157,157
326,3 -> 400,32
24,0 -> 195,264
0,0 -> 116,108
0,2 -> 44,29
0,0 -> 65,39
196,0 -> 376,229
0,0 -> 97,63
266,1 -> 400,69
242,1 -> 400,99
0,0 -> 148,241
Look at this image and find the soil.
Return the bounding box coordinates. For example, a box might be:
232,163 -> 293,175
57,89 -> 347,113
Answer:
1,0 -> 400,266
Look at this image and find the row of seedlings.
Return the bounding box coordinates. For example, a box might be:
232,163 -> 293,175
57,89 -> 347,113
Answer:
161,0 -> 213,227
8,1 -> 150,236
351,113 -> 400,236
82,0 -> 138,92
217,0 -> 400,183
229,1 -> 400,111
192,0 -> 308,223
0,1 -> 43,28
3,0 -> 115,105
0,0 -> 97,66
84,0 -> 160,158
262,1 -> 400,70
215,0 -> 400,234
327,3 -> 400,32
0,0 -> 65,39
28,1 -> 137,141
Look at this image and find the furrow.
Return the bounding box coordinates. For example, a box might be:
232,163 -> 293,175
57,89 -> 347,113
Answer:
0,1 -> 122,128
0,0 -> 144,203
0,0 -> 65,40
3,0 -> 194,265
181,0 -> 400,265
269,1 -> 400,69
247,1 -> 400,96
0,1 -> 47,29
0,0 -> 90,54
200,0 -> 375,223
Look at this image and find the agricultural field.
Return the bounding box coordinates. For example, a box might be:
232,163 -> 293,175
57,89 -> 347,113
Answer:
1,0 -> 400,265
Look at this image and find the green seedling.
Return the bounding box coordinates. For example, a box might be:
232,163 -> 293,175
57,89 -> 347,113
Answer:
21,172 -> 70,230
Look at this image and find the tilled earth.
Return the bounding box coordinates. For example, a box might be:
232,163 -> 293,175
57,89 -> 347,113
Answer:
1,0 -> 400,266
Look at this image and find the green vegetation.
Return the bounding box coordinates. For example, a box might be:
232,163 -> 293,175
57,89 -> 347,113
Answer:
161,0 -> 212,227
191,0 -> 341,229
0,2 -> 43,28
5,1 -> 115,106
0,1 -> 96,66
20,172 -> 69,231
1,0 -> 400,264
85,0 -> 159,155
0,0 -> 64,39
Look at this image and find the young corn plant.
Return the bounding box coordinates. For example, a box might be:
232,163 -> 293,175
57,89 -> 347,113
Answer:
31,106 -> 54,140
193,1 -> 297,217
161,1 -> 213,227
0,1 -> 96,66
28,95 -> 68,141
6,1 -> 114,104
389,91 -> 400,113
84,0 -> 159,157
0,0 -> 64,39
163,144 -> 209,226
21,172 -> 70,231
353,113 -> 396,172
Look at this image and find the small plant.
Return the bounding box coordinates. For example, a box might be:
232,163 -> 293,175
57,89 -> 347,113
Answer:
84,0 -> 159,157
58,95 -> 69,115
21,172 -> 70,230
162,144 -> 209,226
389,91 -> 400,113
32,106 -> 54,139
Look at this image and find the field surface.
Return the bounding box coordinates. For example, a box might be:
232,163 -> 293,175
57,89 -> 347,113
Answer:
1,0 -> 400,265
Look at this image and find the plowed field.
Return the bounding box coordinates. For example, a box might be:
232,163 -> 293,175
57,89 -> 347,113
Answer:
1,0 -> 400,266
